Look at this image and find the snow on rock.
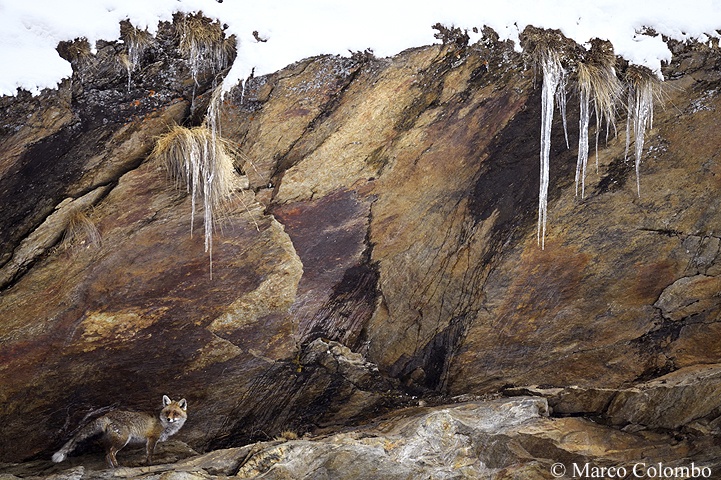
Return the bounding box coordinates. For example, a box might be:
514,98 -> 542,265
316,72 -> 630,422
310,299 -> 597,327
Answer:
2,0 -> 721,97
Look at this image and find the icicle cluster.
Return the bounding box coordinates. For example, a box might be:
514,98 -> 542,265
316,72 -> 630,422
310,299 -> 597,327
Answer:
576,84 -> 591,198
124,41 -> 141,91
151,86 -> 238,278
625,67 -> 658,196
178,15 -> 235,88
525,29 -> 658,249
119,23 -> 151,92
556,68 -> 570,150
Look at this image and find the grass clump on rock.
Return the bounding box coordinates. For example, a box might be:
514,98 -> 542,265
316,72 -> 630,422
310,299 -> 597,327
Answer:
61,209 -> 102,251
175,12 -> 237,86
151,124 -> 241,277
624,65 -> 662,196
575,38 -> 623,197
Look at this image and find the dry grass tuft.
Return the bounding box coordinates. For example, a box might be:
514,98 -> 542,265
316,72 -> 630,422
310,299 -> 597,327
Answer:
575,38 -> 623,194
577,39 -> 622,126
151,124 -> 240,211
176,12 -> 236,85
520,26 -> 581,74
178,13 -> 225,47
624,65 -> 662,92
120,21 -> 152,43
56,38 -> 92,64
120,21 -> 153,63
150,124 -> 244,276
117,21 -> 154,89
62,209 -> 101,250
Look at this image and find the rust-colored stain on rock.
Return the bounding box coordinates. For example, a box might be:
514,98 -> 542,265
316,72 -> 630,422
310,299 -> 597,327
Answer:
634,262 -> 675,303
495,243 -> 589,336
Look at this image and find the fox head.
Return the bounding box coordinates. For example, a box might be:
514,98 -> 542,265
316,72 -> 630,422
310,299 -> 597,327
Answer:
161,395 -> 188,426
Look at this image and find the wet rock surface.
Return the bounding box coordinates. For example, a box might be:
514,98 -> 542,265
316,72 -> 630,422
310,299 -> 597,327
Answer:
1,15 -> 721,476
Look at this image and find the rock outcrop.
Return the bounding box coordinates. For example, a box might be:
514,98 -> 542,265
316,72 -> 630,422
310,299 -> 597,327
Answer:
1,15 -> 721,475
4,397 -> 720,480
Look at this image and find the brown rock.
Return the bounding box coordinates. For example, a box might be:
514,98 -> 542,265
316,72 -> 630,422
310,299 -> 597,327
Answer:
654,274 -> 721,321
505,385 -> 617,415
606,363 -> 721,429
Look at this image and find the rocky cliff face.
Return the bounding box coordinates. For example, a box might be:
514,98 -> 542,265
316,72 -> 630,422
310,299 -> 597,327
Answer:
1,16 -> 721,477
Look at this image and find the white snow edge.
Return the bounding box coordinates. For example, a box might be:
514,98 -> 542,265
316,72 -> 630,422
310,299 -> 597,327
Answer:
1,0 -> 720,97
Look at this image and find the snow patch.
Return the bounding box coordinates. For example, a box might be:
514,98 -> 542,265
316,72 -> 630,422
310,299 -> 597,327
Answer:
2,1 -> 721,96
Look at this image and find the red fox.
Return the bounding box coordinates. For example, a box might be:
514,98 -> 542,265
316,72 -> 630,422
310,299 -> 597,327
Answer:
52,395 -> 187,468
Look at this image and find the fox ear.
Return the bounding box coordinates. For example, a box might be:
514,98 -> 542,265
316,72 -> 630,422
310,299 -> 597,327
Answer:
178,398 -> 187,410
163,395 -> 171,406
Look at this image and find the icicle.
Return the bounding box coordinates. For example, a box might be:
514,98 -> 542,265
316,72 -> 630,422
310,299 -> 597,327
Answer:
202,136 -> 214,278
126,41 -> 140,91
120,25 -> 150,92
576,86 -> 590,198
625,88 -> 633,162
538,52 -> 564,249
556,69 -> 570,149
625,67 -> 657,197
632,83 -> 654,196
189,138 -> 201,235
593,100 -> 601,174
206,84 -> 223,143
126,60 -> 133,92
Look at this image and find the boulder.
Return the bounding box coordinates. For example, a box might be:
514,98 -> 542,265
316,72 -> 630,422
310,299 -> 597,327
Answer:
505,386 -> 618,416
606,363 -> 721,429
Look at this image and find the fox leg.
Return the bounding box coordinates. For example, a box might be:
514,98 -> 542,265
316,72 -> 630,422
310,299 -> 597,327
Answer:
103,427 -> 130,468
145,436 -> 160,464
105,450 -> 119,469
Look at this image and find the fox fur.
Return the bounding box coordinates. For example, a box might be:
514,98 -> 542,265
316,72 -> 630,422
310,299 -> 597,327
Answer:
52,395 -> 187,468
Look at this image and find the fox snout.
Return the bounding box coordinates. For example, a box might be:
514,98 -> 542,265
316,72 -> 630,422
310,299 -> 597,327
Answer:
166,412 -> 182,422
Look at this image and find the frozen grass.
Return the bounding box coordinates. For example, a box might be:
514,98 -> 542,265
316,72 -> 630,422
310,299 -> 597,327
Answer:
575,39 -> 622,198
624,65 -> 662,196
118,21 -> 153,91
151,123 -> 241,277
176,12 -> 236,87
521,28 -> 573,249
523,27 -> 659,247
